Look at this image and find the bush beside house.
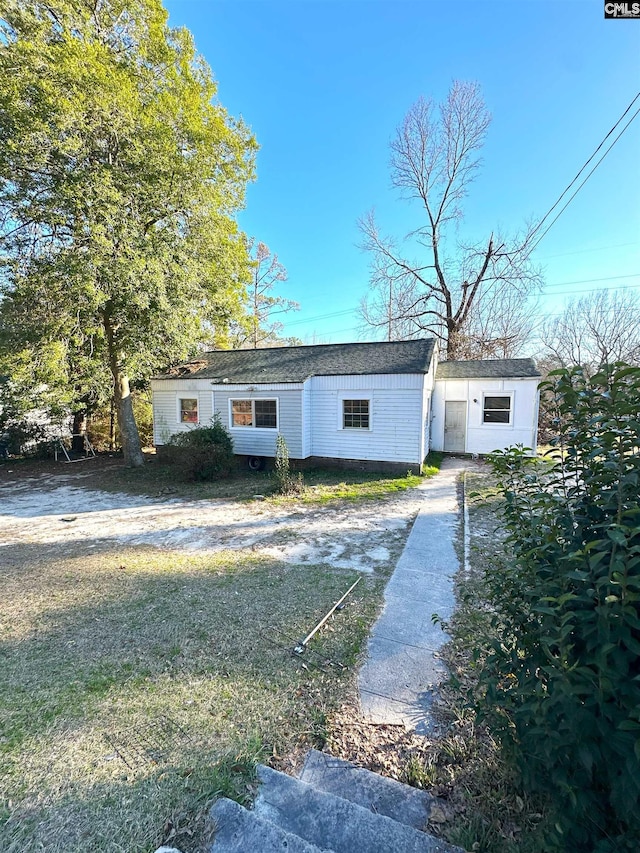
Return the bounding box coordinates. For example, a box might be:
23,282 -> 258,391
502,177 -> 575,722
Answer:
165,418 -> 235,481
473,364 -> 640,851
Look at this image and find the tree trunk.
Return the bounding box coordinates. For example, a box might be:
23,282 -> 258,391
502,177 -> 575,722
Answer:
113,368 -> 145,467
446,321 -> 461,360
104,307 -> 145,467
71,410 -> 87,453
109,399 -> 116,451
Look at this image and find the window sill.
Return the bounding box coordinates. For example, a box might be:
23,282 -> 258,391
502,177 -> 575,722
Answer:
481,422 -> 513,427
230,426 -> 278,431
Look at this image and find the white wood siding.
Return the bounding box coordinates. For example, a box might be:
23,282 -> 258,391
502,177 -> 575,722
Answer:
421,349 -> 437,461
152,373 -> 432,465
431,378 -> 539,454
311,374 -> 424,391
151,379 -> 304,457
212,387 -> 303,458
302,381 -> 312,458
151,380 -> 214,445
309,374 -> 425,464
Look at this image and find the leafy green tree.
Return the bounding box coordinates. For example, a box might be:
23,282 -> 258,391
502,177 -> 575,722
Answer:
0,0 -> 256,465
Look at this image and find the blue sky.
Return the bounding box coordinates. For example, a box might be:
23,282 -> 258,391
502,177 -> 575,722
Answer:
164,0 -> 640,351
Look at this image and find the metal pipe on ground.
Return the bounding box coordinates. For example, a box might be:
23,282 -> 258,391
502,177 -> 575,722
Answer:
294,577 -> 362,655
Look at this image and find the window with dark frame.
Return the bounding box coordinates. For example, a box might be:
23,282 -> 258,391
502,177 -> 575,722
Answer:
180,398 -> 198,423
254,399 -> 277,428
483,395 -> 512,424
343,399 -> 370,429
231,399 -> 277,429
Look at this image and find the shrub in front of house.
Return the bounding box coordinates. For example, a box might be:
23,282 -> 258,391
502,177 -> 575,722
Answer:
165,417 -> 234,481
475,363 -> 640,852
274,433 -> 304,495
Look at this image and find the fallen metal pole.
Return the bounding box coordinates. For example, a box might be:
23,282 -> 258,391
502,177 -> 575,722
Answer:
294,577 -> 362,654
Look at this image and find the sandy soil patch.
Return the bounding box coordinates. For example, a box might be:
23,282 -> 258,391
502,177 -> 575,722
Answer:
0,471 -> 428,573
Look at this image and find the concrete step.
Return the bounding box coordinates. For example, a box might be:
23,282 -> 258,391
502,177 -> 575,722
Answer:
299,748 -> 439,831
209,797 -> 332,853
254,765 -> 463,853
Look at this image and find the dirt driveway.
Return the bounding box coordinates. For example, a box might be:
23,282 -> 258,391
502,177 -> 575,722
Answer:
0,468 -> 424,574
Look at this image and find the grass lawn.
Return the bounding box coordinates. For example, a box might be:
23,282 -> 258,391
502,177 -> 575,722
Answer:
0,456 -> 445,853
34,450 -> 443,504
0,542 -> 387,852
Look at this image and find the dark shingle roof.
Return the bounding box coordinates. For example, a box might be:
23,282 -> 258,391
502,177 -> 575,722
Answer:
436,358 -> 541,380
156,339 -> 436,384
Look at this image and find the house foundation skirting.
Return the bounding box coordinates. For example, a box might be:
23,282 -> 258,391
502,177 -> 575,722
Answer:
154,445 -> 422,475
293,456 -> 422,476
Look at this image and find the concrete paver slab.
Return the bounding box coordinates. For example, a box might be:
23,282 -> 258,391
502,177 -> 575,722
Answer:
359,636 -> 448,703
358,457 -> 472,731
385,569 -> 457,614
371,598 -> 450,650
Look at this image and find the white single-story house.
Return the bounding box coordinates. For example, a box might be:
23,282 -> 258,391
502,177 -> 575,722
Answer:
432,358 -> 541,456
150,340 -> 540,473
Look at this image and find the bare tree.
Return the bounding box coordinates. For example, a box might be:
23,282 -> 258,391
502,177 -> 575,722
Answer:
232,241 -> 299,349
359,81 -> 541,357
541,289 -> 640,372
358,275 -> 424,342
457,285 -> 539,359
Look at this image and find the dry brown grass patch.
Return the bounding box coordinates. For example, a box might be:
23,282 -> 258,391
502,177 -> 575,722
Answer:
1,541 -> 384,852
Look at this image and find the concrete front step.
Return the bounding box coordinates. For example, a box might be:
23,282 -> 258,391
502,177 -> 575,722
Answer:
299,748 -> 439,831
209,797 -> 333,853
254,764 -> 462,853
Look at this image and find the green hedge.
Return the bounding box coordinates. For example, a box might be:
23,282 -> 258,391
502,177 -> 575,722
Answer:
476,364 -> 640,851
165,418 -> 234,481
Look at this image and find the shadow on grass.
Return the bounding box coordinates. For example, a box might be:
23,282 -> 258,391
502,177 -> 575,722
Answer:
0,544 -> 382,853
14,453 -> 433,503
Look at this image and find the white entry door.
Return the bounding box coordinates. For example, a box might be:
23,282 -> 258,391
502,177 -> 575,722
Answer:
444,401 -> 466,452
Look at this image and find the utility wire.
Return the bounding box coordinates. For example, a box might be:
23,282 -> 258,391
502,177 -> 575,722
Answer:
285,308 -> 354,327
527,93 -> 640,253
541,272 -> 639,289
284,275 -> 639,332
538,282 -> 640,298
290,100 -> 640,342
537,241 -> 638,261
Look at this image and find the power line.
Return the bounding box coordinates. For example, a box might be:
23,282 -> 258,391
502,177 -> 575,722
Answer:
284,275 -> 639,332
286,277 -> 638,330
289,100 -> 640,343
284,307 -> 354,327
541,272 -> 639,289
527,92 -> 640,253
538,282 -> 640,298
536,241 -> 638,261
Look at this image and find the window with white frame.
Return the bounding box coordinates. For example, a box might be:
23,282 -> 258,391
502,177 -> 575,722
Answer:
179,398 -> 198,423
230,399 -> 278,428
483,394 -> 512,424
343,399 -> 370,429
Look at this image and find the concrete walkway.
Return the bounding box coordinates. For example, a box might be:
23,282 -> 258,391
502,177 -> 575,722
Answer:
358,457 -> 472,733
